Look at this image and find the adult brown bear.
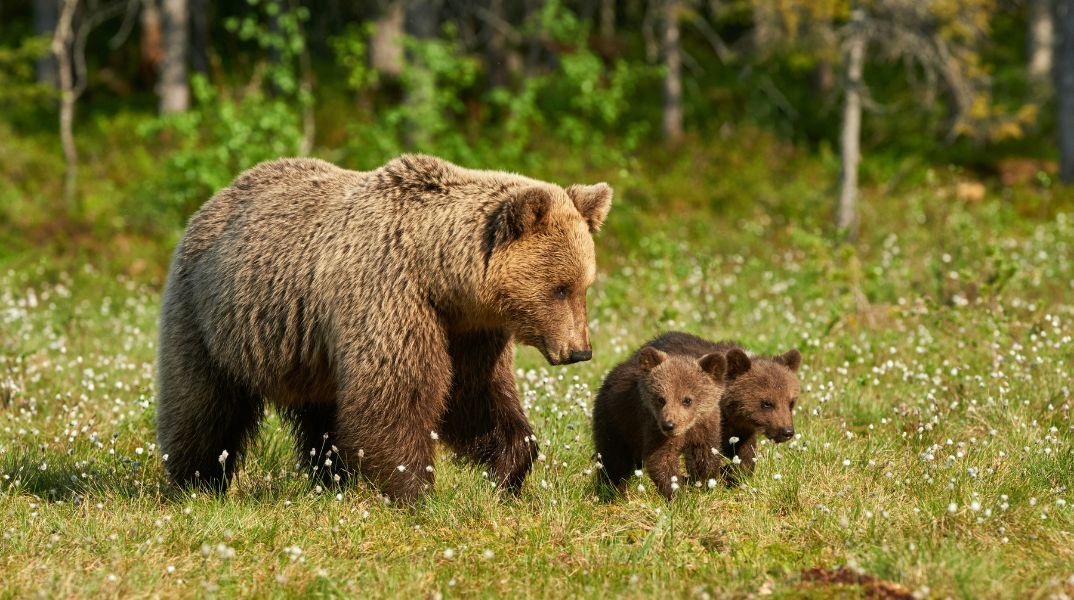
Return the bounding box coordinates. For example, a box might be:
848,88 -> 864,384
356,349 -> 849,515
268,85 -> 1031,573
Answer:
156,155 -> 612,502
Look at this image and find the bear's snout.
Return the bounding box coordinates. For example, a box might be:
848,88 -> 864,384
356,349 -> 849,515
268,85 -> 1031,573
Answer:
567,349 -> 592,363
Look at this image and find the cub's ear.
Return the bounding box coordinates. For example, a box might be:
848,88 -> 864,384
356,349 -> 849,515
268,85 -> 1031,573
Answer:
492,186 -> 552,247
698,352 -> 726,381
725,348 -> 752,380
775,348 -> 802,372
637,346 -> 668,371
566,182 -> 613,232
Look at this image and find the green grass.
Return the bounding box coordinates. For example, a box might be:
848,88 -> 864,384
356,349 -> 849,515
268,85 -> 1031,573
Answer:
2,170 -> 1074,598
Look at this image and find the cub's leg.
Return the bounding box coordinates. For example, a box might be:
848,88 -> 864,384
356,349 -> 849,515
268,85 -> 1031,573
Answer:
645,436 -> 685,501
684,415 -> 724,486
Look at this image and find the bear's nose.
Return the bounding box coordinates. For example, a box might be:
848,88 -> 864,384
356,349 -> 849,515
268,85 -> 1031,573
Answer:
567,349 -> 592,363
660,420 -> 675,433
777,427 -> 794,441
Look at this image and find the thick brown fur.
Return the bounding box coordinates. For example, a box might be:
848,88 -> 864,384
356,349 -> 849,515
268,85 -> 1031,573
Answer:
156,155 -> 612,502
647,332 -> 801,483
592,338 -> 725,500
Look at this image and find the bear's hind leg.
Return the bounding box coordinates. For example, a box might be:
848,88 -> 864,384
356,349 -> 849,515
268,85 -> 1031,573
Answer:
441,331 -> 537,494
283,403 -> 343,486
157,304 -> 263,492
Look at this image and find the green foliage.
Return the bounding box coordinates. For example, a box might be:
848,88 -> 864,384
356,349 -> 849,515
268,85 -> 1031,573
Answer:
133,0 -> 312,227
330,1 -> 653,171
0,36 -> 53,107
135,76 -> 305,227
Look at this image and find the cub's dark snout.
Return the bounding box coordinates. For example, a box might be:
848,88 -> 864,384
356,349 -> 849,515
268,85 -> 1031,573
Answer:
660,419 -> 675,433
774,427 -> 795,442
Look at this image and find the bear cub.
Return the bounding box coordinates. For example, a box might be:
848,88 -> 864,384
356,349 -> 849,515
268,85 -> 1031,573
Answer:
645,332 -> 802,483
592,341 -> 726,500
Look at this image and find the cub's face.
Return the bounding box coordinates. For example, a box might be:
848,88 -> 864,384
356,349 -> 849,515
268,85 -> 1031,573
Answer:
636,347 -> 726,437
724,348 -> 802,442
485,183 -> 612,365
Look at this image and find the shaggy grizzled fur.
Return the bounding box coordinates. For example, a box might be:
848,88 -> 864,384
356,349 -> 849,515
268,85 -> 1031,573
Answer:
592,337 -> 726,500
156,154 -> 613,502
646,332 -> 801,482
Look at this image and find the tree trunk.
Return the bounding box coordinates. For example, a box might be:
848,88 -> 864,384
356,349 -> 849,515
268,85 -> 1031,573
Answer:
52,0 -> 79,210
1029,0 -> 1055,88
189,0 -> 210,75
837,9 -> 866,239
293,0 -> 314,154
34,0 -> 59,87
483,0 -> 509,88
371,0 -> 404,77
404,0 -> 441,148
159,0 -> 189,113
661,0 -> 683,145
1059,0 -> 1074,183
140,0 -> 162,85
600,0 -> 615,39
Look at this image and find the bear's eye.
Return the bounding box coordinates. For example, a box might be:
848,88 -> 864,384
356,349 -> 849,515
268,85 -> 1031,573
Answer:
552,284 -> 571,300
682,397 -> 692,407
656,396 -> 666,406
761,400 -> 775,410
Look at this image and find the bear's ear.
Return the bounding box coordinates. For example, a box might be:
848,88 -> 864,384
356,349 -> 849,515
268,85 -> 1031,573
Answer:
698,352 -> 726,381
725,348 -> 752,380
566,183 -> 613,232
774,348 -> 802,372
492,186 -> 553,247
637,346 -> 668,371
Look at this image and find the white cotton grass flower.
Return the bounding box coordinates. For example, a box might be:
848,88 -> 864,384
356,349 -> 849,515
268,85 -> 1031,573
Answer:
430,431 -> 439,440
443,548 -> 455,559
218,450 -> 229,465
707,479 -> 717,489
728,437 -> 740,444
948,502 -> 958,513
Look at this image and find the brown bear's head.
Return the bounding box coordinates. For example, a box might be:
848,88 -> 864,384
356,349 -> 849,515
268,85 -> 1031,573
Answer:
484,182 -> 612,366
722,348 -> 802,443
635,346 -> 726,437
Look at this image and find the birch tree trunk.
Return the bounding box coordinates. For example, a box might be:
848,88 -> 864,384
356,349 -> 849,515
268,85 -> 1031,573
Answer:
1029,0 -> 1055,88
661,0 -> 683,145
159,0 -> 189,113
52,0 -> 78,210
837,9 -> 866,239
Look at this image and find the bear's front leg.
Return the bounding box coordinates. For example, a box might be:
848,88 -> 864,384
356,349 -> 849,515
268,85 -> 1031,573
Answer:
645,437 -> 685,501
683,414 -> 723,486
333,320 -> 452,503
441,330 -> 537,494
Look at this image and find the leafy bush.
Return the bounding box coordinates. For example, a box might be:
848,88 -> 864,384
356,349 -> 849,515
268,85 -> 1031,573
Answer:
133,0 -> 310,227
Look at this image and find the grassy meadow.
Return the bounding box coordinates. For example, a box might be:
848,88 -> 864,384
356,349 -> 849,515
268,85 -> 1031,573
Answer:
2,145 -> 1073,598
